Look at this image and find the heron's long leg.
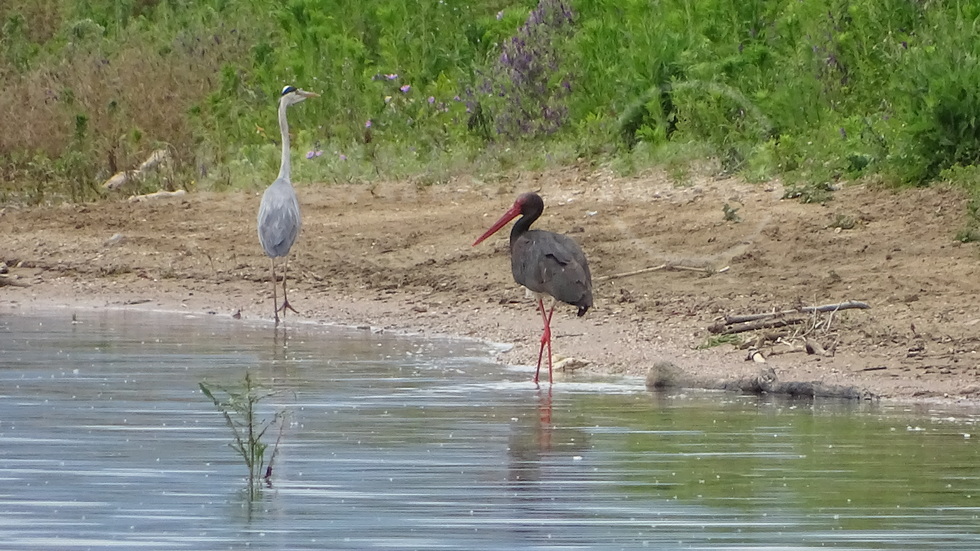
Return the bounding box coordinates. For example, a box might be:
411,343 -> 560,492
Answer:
534,298 -> 555,384
271,258 -> 280,326
277,257 -> 299,317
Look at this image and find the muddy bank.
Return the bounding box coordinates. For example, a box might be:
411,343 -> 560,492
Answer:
3,166 -> 980,402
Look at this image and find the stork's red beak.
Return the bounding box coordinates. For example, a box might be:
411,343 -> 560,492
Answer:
473,202 -> 522,246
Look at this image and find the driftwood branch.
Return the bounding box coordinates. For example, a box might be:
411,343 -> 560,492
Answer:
709,316 -> 807,335
127,189 -> 187,203
104,149 -> 171,190
595,262 -> 725,282
724,300 -> 870,324
710,300 -> 871,349
726,312 -> 785,323
594,264 -> 667,282
801,300 -> 870,313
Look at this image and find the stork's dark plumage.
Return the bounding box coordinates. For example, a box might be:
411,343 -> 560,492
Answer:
473,192 -> 593,384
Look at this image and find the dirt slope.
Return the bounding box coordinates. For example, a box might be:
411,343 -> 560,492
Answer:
3,164 -> 980,401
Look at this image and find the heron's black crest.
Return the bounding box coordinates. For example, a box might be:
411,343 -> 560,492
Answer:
281,85 -> 297,96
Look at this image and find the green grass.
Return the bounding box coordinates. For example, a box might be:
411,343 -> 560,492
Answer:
4,0 -> 980,231
941,164 -> 980,243
698,333 -> 743,350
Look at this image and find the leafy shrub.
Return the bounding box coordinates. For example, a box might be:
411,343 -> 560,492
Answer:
886,5 -> 980,184
471,0 -> 575,139
4,0 -> 980,206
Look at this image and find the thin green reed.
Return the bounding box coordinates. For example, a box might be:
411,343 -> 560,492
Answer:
200,372 -> 286,499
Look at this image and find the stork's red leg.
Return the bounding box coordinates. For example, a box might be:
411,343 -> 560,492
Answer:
544,303 -> 555,383
534,298 -> 556,384
534,298 -> 547,383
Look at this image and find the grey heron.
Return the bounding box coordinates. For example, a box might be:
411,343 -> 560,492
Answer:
257,85 -> 318,325
473,192 -> 593,384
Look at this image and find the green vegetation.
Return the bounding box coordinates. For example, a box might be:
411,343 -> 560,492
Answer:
3,0 -> 980,210
200,371 -> 286,498
698,333 -> 742,350
722,203 -> 740,223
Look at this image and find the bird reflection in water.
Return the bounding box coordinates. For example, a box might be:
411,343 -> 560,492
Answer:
504,387 -> 590,539
507,387 -> 554,483
506,386 -> 590,481
536,385 -> 553,452
272,325 -> 288,355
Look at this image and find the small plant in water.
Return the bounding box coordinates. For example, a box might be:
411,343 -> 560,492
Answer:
199,371 -> 286,498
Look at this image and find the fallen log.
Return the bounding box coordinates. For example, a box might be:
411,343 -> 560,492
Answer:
646,363 -> 877,401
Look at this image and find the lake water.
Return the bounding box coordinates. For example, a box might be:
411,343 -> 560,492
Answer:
1,309 -> 979,550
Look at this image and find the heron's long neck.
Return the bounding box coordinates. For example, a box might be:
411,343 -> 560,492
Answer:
276,100 -> 291,182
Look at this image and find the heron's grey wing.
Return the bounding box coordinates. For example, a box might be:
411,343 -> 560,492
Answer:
257,180 -> 302,258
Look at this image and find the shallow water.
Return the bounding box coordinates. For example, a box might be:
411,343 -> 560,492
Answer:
1,310 -> 979,550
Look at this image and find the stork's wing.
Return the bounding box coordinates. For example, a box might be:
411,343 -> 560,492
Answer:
511,230 -> 592,309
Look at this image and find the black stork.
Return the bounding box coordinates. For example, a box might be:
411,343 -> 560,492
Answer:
473,192 -> 593,384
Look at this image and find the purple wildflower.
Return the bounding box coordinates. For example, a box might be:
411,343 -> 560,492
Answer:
339,153 -> 348,161
474,0 -> 576,138
428,96 -> 435,104
385,73 -> 399,80
365,119 -> 372,128
400,84 -> 411,93
306,149 -> 323,159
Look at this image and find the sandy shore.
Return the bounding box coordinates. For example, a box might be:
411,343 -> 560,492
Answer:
4,166 -> 980,404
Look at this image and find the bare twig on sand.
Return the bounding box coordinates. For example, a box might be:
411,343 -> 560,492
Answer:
801,300 -> 870,313
595,262 -> 726,282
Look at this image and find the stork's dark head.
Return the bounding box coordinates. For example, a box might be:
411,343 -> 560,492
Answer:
513,192 -> 543,217
472,192 -> 545,246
